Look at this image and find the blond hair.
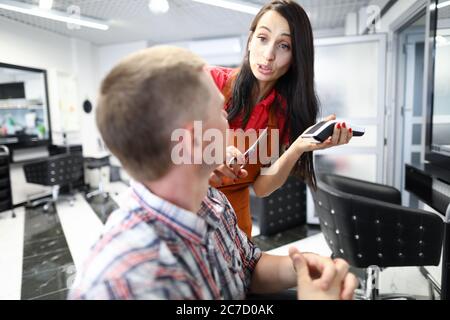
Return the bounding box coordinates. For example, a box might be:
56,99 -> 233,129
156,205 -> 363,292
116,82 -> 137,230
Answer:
96,46 -> 209,181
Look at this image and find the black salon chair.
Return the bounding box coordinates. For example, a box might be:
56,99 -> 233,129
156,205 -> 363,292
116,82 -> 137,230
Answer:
23,153 -> 84,211
84,155 -> 110,200
311,173 -> 444,300
250,176 -> 306,236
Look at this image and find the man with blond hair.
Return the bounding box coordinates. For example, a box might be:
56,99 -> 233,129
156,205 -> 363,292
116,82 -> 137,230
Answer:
69,46 -> 357,300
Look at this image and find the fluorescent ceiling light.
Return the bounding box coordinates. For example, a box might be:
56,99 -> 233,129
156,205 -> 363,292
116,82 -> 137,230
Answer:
192,0 -> 260,15
437,1 -> 450,9
148,0 -> 169,14
39,0 -> 53,10
0,0 -> 109,30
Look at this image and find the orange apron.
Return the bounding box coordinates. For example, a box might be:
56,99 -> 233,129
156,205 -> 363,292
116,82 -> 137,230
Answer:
216,111 -> 279,238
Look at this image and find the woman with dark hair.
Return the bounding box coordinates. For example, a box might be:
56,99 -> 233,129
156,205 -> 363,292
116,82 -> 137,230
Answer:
208,0 -> 352,238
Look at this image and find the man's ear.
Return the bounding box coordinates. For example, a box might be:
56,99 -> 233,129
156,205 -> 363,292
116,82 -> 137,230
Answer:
182,123 -> 197,149
170,122 -> 196,165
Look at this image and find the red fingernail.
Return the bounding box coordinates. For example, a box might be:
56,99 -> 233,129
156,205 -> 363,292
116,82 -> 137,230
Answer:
349,128 -> 353,133
337,123 -> 341,129
342,122 -> 346,128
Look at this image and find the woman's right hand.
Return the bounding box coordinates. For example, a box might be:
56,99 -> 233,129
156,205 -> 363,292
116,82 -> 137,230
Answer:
209,146 -> 248,187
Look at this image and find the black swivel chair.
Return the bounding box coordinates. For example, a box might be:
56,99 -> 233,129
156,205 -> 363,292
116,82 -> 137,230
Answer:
84,155 -> 110,200
24,153 -> 84,211
311,173 -> 444,300
251,176 -> 307,236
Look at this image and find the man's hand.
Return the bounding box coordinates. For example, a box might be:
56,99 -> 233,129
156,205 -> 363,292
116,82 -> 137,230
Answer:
209,146 -> 248,187
289,247 -> 358,300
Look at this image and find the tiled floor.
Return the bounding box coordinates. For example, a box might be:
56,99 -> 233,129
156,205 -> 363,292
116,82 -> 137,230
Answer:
0,183 -> 126,300
20,204 -> 75,300
0,181 -> 442,300
252,224 -> 321,252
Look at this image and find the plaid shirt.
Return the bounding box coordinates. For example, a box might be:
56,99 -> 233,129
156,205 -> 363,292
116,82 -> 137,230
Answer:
68,181 -> 262,300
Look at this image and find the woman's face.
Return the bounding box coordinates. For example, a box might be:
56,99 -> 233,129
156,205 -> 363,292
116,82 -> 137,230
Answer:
248,10 -> 293,88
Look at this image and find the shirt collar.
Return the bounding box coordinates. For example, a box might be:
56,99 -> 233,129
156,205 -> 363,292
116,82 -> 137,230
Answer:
130,180 -> 209,245
198,188 -> 224,230
259,89 -> 277,109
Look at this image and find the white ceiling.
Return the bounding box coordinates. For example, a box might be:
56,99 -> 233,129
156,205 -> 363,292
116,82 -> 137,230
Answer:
0,0 -> 374,45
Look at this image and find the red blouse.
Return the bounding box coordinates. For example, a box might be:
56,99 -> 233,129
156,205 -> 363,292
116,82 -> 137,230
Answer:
207,66 -> 290,146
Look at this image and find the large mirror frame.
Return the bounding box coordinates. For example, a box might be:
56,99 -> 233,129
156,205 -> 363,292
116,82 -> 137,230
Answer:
0,62 -> 52,150
425,0 -> 450,169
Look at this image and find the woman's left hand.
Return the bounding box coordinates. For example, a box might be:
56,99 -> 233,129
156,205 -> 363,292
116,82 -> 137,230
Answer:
292,114 -> 353,153
209,146 -> 248,188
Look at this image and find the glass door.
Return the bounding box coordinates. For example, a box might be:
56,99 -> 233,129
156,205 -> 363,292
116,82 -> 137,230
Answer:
396,18 -> 426,207
307,34 -> 387,224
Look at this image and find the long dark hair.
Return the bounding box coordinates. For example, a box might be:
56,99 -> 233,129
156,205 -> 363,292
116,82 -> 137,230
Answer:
227,0 -> 319,187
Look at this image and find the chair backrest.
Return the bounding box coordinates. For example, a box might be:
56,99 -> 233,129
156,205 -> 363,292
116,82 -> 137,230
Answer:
320,173 -> 402,205
312,174 -> 444,268
255,176 -> 306,236
24,153 -> 84,186
84,155 -> 110,170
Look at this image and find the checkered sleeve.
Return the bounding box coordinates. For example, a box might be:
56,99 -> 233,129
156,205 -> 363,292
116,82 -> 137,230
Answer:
72,276 -> 195,300
210,188 -> 262,290
233,219 -> 262,290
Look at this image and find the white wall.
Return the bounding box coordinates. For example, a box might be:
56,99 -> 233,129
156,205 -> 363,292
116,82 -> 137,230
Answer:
53,39 -> 147,154
164,37 -> 246,67
0,18 -> 75,73
97,41 -> 147,82
92,41 -> 147,162
0,18 -> 148,157
71,38 -> 101,155
0,17 -> 98,152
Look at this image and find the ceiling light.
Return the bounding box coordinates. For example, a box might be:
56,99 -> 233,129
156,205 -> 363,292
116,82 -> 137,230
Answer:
192,0 -> 260,15
437,1 -> 450,9
39,0 -> 53,10
0,0 -> 109,30
148,0 -> 169,14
